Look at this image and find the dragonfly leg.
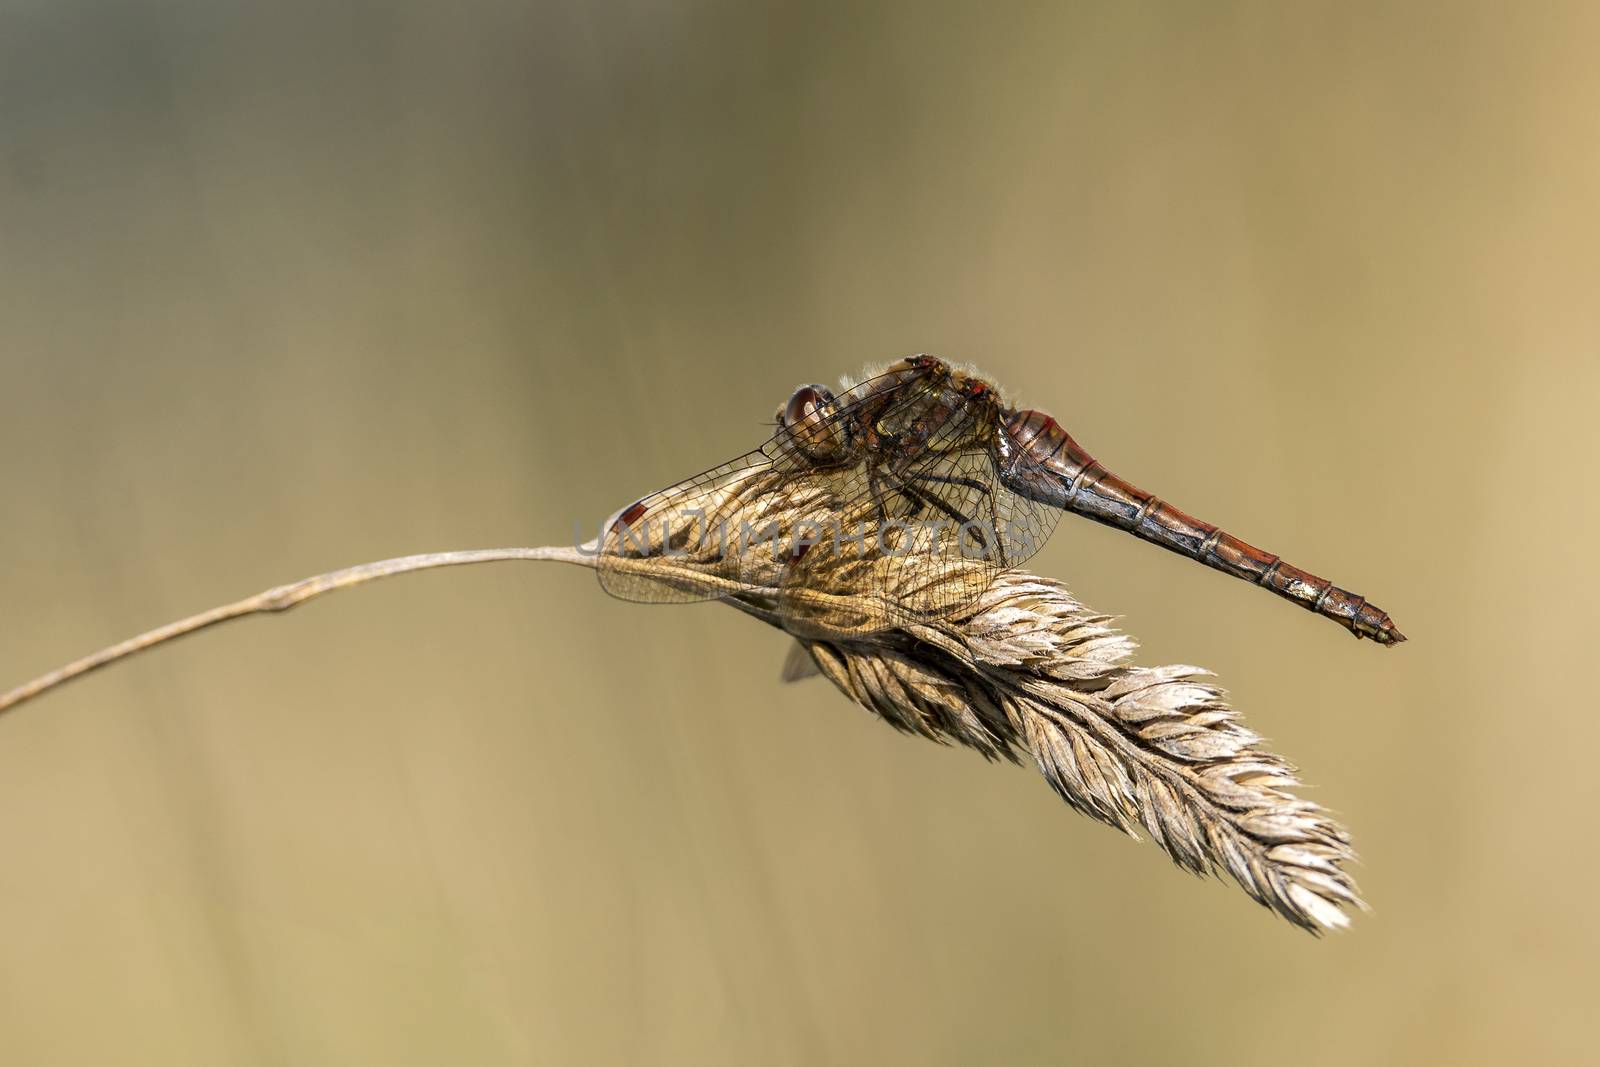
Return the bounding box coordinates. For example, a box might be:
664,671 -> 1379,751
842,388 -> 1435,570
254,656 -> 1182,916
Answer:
905,470 -> 1008,565
886,475 -> 1004,563
906,471 -> 992,496
867,463 -> 891,525
895,481 -> 975,527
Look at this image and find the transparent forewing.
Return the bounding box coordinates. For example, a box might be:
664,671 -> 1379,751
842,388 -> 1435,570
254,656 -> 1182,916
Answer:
985,414 -> 1065,573
594,367 -> 923,605
778,393 -> 1063,630
595,449 -> 776,603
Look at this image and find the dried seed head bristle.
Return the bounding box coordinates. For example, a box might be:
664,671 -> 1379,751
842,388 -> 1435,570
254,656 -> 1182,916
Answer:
781,570 -> 1365,933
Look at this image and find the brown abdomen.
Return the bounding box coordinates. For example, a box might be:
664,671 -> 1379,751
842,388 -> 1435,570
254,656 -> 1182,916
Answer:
1002,409 -> 1405,645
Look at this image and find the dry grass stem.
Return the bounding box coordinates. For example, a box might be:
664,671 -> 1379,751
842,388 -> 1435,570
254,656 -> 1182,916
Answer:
0,546 -> 593,716
1,540 -> 1361,931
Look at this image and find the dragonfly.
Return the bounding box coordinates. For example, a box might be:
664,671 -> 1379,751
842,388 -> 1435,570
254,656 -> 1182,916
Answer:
597,355 -> 1404,645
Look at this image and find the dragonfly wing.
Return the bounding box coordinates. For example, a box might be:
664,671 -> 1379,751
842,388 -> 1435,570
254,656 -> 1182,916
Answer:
778,399 -> 1063,629
595,449 -> 781,603
595,366 -> 926,607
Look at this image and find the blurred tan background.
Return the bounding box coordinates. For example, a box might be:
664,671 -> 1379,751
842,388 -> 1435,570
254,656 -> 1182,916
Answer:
1,2 -> 1595,1064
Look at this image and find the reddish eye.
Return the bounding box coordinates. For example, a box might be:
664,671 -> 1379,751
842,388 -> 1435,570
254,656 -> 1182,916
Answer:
781,384 -> 847,463
784,385 -> 831,429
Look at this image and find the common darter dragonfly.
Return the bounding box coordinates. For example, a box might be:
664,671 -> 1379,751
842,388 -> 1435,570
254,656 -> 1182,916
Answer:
597,355 -> 1404,646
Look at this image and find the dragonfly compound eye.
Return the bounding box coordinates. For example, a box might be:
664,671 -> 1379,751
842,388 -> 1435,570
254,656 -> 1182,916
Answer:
782,384 -> 847,463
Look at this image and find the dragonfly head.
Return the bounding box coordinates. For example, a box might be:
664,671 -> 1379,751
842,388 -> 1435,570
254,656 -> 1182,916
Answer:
780,383 -> 849,464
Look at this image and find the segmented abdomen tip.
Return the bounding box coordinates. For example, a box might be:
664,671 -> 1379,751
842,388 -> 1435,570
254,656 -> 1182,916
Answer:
1377,619 -> 1407,645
